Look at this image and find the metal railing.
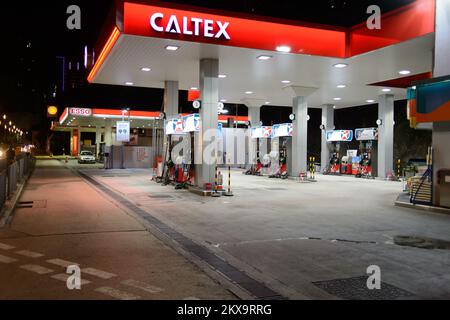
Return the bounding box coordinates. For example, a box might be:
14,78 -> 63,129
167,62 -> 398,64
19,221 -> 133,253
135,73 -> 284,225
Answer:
0,154 -> 35,211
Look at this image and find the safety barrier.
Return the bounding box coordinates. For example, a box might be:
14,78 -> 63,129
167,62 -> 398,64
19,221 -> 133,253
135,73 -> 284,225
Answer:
0,154 -> 35,211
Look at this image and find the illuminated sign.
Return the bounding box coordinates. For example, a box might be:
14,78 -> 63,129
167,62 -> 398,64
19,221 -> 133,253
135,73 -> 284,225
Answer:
116,121 -> 130,142
326,130 -> 353,142
272,123 -> 293,138
165,118 -> 185,135
69,108 -> 92,117
182,114 -> 200,133
355,128 -> 378,141
150,12 -> 230,40
251,126 -> 272,139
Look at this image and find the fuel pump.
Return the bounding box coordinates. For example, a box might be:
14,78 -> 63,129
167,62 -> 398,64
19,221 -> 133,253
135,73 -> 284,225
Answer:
355,128 -> 378,178
325,130 -> 354,175
269,123 -> 292,179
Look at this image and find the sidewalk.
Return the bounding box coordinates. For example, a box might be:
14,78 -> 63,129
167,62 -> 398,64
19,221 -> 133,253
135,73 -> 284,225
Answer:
0,159 -> 235,300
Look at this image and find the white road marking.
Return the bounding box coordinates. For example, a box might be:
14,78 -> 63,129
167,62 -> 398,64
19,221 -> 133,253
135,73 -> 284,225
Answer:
121,279 -> 164,294
81,268 -> 117,280
20,264 -> 54,275
0,243 -> 15,250
46,258 -> 79,268
16,250 -> 44,258
95,287 -> 141,300
51,273 -> 91,285
0,254 -> 17,263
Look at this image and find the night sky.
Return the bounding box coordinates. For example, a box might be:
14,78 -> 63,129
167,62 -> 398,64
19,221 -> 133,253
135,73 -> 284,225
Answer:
0,0 -> 429,159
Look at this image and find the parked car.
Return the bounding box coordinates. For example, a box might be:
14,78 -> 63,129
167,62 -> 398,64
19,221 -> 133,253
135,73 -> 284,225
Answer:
78,150 -> 96,164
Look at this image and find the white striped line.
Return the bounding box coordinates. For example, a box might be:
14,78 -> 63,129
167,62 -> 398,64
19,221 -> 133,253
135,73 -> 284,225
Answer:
121,279 -> 164,294
51,273 -> 91,285
47,258 -> 79,268
16,250 -> 44,258
81,268 -> 117,280
20,264 -> 54,275
0,254 -> 17,264
95,287 -> 141,300
0,243 -> 15,250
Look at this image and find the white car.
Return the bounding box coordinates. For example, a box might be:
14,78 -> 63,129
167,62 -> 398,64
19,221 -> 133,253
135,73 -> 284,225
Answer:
78,151 -> 96,164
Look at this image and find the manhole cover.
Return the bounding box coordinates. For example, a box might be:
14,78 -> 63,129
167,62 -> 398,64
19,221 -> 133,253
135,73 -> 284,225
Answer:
313,276 -> 414,300
394,235 -> 450,250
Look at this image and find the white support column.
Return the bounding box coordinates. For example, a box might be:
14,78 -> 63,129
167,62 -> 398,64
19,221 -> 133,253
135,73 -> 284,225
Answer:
291,96 -> 308,176
77,125 -> 82,155
283,86 -> 317,177
105,120 -> 113,148
95,126 -> 102,157
321,104 -> 335,171
164,81 -> 179,118
377,94 -> 395,178
242,99 -> 265,167
196,59 -> 219,189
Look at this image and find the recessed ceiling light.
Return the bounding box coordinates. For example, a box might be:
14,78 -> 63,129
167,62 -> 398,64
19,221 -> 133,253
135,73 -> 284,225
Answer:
276,45 -> 291,53
337,84 -> 346,88
265,101 -> 271,105
140,67 -> 151,72
366,99 -> 376,103
333,63 -> 348,68
245,91 -> 254,95
257,55 -> 273,60
220,99 -> 227,102
281,80 -> 291,84
124,81 -> 134,86
333,105 -> 337,109
218,74 -> 227,78
399,70 -> 411,75
382,88 -> 392,92
190,87 -> 199,90
165,45 -> 180,51
333,97 -> 342,101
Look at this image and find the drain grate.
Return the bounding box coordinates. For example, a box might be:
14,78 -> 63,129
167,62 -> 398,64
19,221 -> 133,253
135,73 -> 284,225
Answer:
313,276 -> 414,300
148,194 -> 174,199
16,200 -> 47,209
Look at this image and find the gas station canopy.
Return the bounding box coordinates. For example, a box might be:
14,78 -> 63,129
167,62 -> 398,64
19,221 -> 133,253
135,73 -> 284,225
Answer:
88,0 -> 435,108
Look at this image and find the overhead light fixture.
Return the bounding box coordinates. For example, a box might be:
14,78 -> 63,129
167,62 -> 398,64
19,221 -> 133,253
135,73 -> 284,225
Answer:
376,119 -> 383,126
337,84 -> 346,88
245,91 -> 254,95
382,88 -> 392,92
333,63 -> 348,68
257,55 -> 273,60
265,101 -> 271,105
190,87 -> 199,90
220,99 -> 227,102
276,45 -> 291,53
333,106 -> 337,109
366,99 -> 376,103
165,45 -> 180,51
289,114 -> 295,121
281,80 -> 291,84
140,67 -> 151,72
218,74 -> 227,78
399,70 -> 411,75
333,97 -> 342,101
124,81 -> 134,86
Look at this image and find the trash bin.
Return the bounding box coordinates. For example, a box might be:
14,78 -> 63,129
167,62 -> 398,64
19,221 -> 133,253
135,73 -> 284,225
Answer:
437,169 -> 450,208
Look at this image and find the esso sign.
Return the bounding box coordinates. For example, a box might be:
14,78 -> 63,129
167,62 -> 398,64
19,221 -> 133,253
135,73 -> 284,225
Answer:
69,108 -> 92,117
150,12 -> 231,40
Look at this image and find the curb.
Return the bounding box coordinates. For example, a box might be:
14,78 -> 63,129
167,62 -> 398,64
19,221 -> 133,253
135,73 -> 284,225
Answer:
395,200 -> 450,216
0,179 -> 28,227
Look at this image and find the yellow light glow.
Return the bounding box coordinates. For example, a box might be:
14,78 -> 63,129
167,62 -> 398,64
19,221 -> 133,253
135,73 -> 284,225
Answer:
47,106 -> 58,116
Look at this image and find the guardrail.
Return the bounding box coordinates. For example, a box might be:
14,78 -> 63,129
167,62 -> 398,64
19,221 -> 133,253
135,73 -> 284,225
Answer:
0,154 -> 35,211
